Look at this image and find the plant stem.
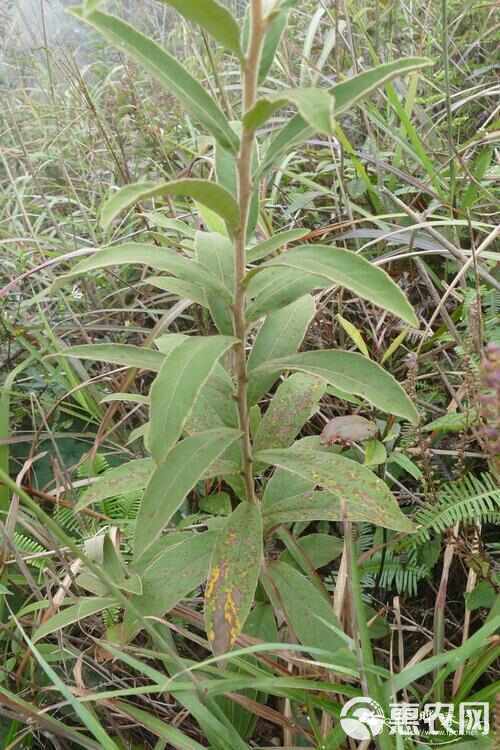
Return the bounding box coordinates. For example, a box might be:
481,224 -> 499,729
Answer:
232,0 -> 266,504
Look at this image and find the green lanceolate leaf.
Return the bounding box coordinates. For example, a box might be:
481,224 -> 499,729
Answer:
247,294 -> 316,404
265,562 -> 352,663
59,344 -> 165,372
134,429 -> 240,562
146,276 -> 208,306
205,501 -> 263,655
257,7 -> 288,83
257,447 -> 416,533
250,349 -> 418,424
261,57 -> 433,174
256,245 -> 418,326
254,373 -> 325,452
246,266 -> 325,320
119,532 -> 216,642
157,0 -> 242,58
264,490 -> 351,530
247,228 -> 309,263
195,232 -> 234,334
70,9 -> 239,152
244,87 -> 335,135
76,458 -> 154,511
33,598 -> 116,642
148,336 -> 236,464
100,179 -> 240,234
62,243 -> 231,301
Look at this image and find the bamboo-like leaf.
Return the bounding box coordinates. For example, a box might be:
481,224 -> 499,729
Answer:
33,597 -> 116,642
119,532 -> 216,642
247,228 -> 309,263
250,349 -> 418,424
205,502 -> 263,655
244,87 -> 335,135
59,344 -> 165,372
257,447 -> 416,532
247,294 -> 315,404
61,243 -> 231,301
255,245 -> 418,327
134,429 -> 240,562
157,0 -> 242,58
70,8 -> 239,152
261,57 -> 433,174
100,180 -> 240,234
148,336 -> 236,464
76,458 -> 154,511
265,562 -> 352,662
254,373 -> 325,452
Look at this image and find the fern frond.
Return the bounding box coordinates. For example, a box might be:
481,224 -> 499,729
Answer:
52,506 -> 83,537
415,473 -> 500,542
13,533 -> 46,569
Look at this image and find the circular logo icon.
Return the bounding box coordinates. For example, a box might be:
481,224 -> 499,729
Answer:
340,697 -> 385,740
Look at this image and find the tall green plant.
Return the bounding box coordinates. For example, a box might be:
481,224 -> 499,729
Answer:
41,0 -> 435,743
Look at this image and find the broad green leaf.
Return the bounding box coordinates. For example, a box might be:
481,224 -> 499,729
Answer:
265,562 -> 352,662
119,532 -> 216,642
76,458 -> 154,511
33,598 -> 116,642
364,439 -> 387,467
244,87 -> 335,135
261,57 -> 433,174
247,228 -> 309,263
146,276 -> 208,306
257,447 -> 416,532
262,465 -> 314,510
247,294 -> 315,404
280,533 -> 344,571
246,266 -> 325,320
148,336 -> 236,464
134,429 -> 240,562
62,243 -> 231,301
70,9 -> 238,152
257,245 -> 418,326
388,452 -> 423,480
200,492 -> 232,516
59,344 -> 164,372
264,490 -> 351,530
336,314 -> 370,357
250,349 -> 418,424
254,373 -> 325,452
195,232 -> 234,334
205,502 -> 263,655
157,0 -> 242,58
100,180 -> 240,234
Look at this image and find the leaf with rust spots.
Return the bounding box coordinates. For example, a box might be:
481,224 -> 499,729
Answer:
254,373 -> 326,453
257,446 -> 416,533
205,502 -> 263,655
